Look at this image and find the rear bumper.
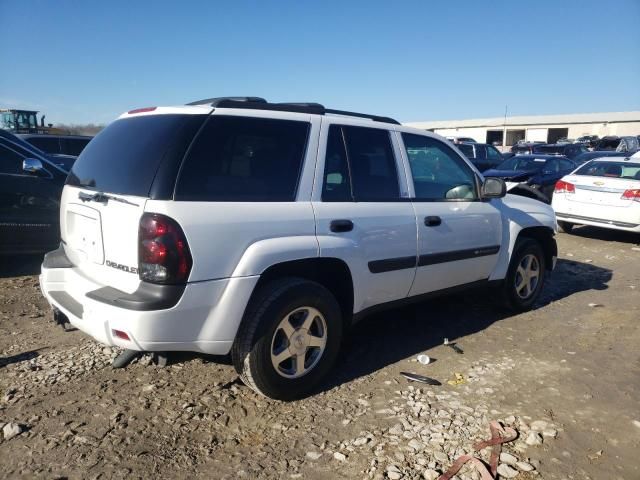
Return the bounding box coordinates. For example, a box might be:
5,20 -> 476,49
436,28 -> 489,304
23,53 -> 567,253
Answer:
556,212 -> 640,232
40,248 -> 259,355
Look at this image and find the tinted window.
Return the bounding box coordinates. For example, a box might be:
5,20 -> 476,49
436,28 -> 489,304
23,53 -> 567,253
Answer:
543,158 -> 560,173
322,125 -> 352,201
62,138 -> 91,156
67,114 -> 206,197
558,159 -> 575,171
342,126 -> 399,201
402,133 -> 477,200
26,136 -> 61,154
457,144 -> 475,158
176,116 -> 309,202
486,145 -> 502,160
0,144 -> 25,175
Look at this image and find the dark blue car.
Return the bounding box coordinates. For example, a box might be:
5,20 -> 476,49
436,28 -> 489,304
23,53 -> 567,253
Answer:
483,154 -> 577,203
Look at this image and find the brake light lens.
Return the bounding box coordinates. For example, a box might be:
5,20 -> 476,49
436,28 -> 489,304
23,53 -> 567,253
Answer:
138,213 -> 192,284
127,106 -> 157,114
621,189 -> 640,202
555,180 -> 575,194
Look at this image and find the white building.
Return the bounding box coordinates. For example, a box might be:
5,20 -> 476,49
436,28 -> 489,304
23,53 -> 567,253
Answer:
405,111 -> 640,148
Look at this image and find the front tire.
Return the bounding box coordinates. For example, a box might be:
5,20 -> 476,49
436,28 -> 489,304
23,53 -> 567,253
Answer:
501,238 -> 546,311
231,277 -> 343,401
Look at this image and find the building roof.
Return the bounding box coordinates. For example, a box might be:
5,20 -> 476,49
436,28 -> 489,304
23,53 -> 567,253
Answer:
404,111 -> 640,130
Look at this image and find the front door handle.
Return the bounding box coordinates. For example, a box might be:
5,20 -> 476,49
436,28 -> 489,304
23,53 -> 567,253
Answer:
424,216 -> 442,227
330,219 -> 354,233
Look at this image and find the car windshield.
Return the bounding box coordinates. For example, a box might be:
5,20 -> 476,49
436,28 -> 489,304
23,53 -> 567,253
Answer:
575,161 -> 640,180
496,156 -> 547,171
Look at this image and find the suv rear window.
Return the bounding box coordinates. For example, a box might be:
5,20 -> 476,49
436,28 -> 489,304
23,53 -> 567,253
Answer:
175,116 -> 309,202
67,114 -> 206,197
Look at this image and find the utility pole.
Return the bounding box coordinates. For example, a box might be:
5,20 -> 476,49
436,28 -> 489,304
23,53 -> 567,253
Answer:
502,105 -> 508,152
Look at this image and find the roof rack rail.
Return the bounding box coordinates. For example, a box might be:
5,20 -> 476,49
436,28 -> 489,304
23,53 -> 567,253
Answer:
185,97 -> 400,124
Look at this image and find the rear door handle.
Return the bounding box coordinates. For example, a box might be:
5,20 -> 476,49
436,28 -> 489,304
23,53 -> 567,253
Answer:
424,216 -> 442,227
330,219 -> 354,233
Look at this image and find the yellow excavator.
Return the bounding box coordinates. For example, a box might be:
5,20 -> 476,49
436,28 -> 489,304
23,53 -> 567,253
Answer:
0,109 -> 66,134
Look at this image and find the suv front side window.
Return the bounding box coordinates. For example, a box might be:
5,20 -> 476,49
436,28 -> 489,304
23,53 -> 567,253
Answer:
0,144 -> 25,175
402,133 -> 478,201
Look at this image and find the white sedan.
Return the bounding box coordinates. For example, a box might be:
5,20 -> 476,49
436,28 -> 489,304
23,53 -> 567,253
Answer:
552,152 -> 640,233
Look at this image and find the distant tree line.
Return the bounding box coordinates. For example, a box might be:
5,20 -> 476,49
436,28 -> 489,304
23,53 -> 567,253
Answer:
54,123 -> 105,136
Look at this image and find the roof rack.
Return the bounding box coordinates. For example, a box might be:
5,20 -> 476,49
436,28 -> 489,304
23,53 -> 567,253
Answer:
185,97 -> 400,125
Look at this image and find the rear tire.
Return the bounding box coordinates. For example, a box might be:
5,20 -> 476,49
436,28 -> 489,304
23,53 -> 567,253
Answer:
231,277 -> 343,401
558,221 -> 574,234
500,237 -> 546,311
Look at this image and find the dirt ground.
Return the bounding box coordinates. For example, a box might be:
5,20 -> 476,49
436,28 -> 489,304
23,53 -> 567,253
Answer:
1,226 -> 639,480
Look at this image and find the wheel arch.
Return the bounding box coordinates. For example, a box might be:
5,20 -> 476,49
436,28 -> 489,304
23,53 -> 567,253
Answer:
248,257 -> 355,329
517,226 -> 557,271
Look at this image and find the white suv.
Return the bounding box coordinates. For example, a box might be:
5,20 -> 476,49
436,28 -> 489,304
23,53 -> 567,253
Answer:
40,97 -> 557,400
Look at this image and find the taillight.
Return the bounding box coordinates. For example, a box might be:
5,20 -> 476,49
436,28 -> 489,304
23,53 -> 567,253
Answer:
621,189 -> 640,202
138,213 -> 192,284
555,180 -> 575,194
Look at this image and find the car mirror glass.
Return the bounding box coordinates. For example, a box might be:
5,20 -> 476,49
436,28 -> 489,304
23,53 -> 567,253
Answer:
482,177 -> 506,198
23,158 -> 45,175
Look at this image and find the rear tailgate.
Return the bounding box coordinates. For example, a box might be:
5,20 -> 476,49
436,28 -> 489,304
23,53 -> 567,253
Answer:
61,186 -> 148,293
59,108 -> 209,292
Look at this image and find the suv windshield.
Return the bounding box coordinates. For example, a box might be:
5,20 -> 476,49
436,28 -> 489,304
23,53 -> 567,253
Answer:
575,161 -> 640,179
67,114 -> 206,197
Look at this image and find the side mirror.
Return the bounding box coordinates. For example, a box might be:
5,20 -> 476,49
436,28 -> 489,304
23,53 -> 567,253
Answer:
23,158 -> 45,175
482,177 -> 507,199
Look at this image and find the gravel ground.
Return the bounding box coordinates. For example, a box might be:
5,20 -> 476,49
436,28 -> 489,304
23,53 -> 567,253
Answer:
1,226 -> 639,479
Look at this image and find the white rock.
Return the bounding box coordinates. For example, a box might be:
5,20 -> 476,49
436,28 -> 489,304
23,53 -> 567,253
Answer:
530,420 -> 548,431
408,439 -> 423,451
497,464 -> 519,478
387,472 -> 402,480
306,451 -> 322,460
525,431 -> 543,446
354,437 -> 369,446
2,422 -> 23,441
542,428 -> 557,438
333,452 -> 347,462
434,451 -> 449,463
499,452 -> 518,465
516,461 -> 534,471
423,469 -> 440,480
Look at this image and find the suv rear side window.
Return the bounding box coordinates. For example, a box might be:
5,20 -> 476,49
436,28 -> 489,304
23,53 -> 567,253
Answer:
343,125 -> 399,201
176,116 -> 309,202
322,125 -> 400,202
